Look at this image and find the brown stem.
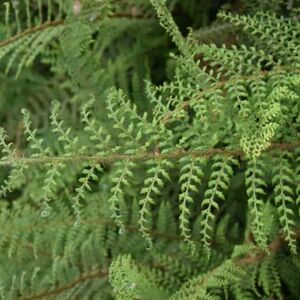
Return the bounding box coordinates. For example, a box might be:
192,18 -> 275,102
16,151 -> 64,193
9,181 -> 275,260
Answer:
21,269 -> 108,300
0,141 -> 299,167
237,226 -> 300,267
0,20 -> 64,49
192,226 -> 300,293
17,224 -> 300,299
0,8 -> 151,50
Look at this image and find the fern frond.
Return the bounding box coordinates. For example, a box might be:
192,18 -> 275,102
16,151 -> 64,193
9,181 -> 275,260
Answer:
238,79 -> 282,159
108,87 -> 174,151
179,156 -> 205,247
245,158 -> 269,251
272,152 -> 297,254
109,160 -> 136,233
219,11 -> 300,66
149,0 -> 191,58
0,0 -> 114,77
81,96 -> 113,154
39,161 -> 64,217
296,148 -> 300,216
0,2 -> 300,298
106,88 -> 147,153
200,156 -> 238,249
258,257 -> 281,298
0,127 -> 28,198
138,159 -> 172,246
196,43 -> 274,78
72,163 -> 103,226
50,100 -> 81,154
156,201 -> 177,237
109,254 -> 170,300
22,108 -> 49,156
0,21 -> 64,77
171,259 -> 244,300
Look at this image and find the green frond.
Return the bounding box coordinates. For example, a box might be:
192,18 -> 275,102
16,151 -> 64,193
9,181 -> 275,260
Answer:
196,43 -> 274,78
245,158 -> 269,251
258,257 -> 281,298
81,96 -> 113,154
171,258 -> 245,300
109,254 -> 170,300
295,148 -> 300,216
138,159 -> 172,247
22,108 -> 49,156
200,156 -> 238,249
149,0 -> 192,58
219,11 -> 300,66
0,1 -> 300,299
50,100 -> 81,154
272,152 -> 297,254
0,127 -> 28,198
179,156 -> 205,247
40,161 -> 64,217
72,163 -> 103,225
109,160 -> 136,233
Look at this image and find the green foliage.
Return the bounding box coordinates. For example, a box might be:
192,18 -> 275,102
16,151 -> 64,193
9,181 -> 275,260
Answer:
109,254 -> 170,299
0,0 -> 300,299
179,157 -> 205,248
245,158 -> 269,252
200,156 -> 238,250
272,152 -> 297,254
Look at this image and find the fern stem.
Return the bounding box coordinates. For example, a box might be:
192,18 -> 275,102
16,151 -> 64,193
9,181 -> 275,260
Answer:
0,20 -> 64,49
0,142 -> 299,167
21,269 -> 108,300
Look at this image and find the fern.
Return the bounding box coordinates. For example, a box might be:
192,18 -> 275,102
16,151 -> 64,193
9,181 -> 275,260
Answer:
0,0 -> 300,299
245,158 -> 269,251
109,254 -> 170,300
139,159 -> 172,247
272,152 -> 297,254
109,160 -> 136,233
200,156 -> 238,249
179,156 -> 205,248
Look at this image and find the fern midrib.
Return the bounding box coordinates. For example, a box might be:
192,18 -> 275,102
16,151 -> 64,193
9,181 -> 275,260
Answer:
0,141 -> 299,167
0,20 -> 64,49
21,268 -> 107,300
